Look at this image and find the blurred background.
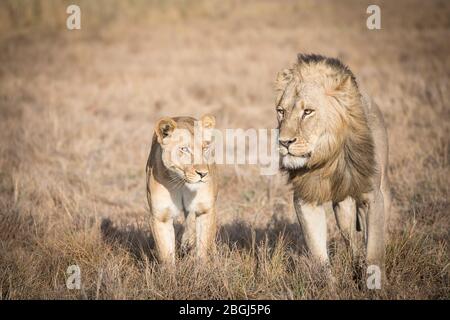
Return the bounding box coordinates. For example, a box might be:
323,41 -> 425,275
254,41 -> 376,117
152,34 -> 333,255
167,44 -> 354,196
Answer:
0,0 -> 448,299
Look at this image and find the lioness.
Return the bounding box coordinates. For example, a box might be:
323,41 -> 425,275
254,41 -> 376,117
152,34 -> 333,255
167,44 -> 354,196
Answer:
276,54 -> 391,277
146,115 -> 218,264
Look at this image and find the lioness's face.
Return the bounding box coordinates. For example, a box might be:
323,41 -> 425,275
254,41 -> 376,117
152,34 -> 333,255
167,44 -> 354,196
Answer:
276,82 -> 330,169
156,116 -> 215,188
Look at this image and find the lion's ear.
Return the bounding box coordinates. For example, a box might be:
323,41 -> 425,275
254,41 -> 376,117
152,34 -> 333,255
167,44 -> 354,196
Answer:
335,75 -> 353,92
275,68 -> 293,90
327,74 -> 354,97
201,114 -> 216,129
155,117 -> 176,143
277,68 -> 292,81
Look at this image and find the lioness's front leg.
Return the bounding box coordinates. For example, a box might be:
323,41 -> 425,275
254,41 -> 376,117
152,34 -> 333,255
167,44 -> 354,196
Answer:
294,194 -> 329,264
181,210 -> 196,252
151,212 -> 176,265
195,208 -> 216,260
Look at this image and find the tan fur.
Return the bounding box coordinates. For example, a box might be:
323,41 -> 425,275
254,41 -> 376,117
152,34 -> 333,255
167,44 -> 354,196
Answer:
146,115 -> 218,265
276,55 -> 376,204
276,54 -> 391,283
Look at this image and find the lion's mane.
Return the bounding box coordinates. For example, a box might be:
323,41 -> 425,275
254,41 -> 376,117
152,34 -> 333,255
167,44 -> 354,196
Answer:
277,54 -> 376,204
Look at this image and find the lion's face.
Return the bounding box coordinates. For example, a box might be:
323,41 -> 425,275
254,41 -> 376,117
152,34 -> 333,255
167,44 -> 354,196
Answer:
155,116 -> 215,189
273,54 -> 377,204
277,81 -> 338,169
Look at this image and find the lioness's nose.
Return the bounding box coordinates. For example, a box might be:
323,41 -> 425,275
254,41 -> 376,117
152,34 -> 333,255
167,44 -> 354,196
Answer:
196,170 -> 208,179
279,138 -> 297,148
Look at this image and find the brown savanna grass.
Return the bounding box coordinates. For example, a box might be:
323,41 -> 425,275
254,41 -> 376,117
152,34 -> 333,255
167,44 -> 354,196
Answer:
0,0 -> 449,299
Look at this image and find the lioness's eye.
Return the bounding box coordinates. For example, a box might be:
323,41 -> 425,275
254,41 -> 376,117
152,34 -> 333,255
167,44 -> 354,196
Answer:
180,146 -> 190,153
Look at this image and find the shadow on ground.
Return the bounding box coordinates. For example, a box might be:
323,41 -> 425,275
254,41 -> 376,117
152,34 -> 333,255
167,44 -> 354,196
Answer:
100,215 -> 306,261
100,218 -> 157,261
218,216 -> 306,253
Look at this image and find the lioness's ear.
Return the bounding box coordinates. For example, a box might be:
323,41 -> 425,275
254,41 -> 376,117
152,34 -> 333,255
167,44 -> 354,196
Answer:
155,117 -> 176,143
201,114 -> 216,129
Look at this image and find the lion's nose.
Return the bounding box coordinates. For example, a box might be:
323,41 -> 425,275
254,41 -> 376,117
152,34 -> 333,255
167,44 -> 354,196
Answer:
195,170 -> 208,179
279,138 -> 297,148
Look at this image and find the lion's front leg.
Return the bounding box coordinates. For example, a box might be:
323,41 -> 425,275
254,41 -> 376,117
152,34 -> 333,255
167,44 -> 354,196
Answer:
294,194 -> 329,264
195,208 -> 216,260
333,196 -> 358,257
361,190 -> 386,278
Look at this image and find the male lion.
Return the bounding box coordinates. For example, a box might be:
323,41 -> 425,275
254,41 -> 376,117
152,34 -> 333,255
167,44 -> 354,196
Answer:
146,115 -> 218,265
275,54 -> 391,278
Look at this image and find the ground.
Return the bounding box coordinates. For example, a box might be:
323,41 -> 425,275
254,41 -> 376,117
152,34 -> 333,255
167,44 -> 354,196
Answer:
0,0 -> 448,299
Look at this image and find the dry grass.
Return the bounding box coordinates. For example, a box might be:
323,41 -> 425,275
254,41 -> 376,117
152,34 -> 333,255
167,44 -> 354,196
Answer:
0,0 -> 449,299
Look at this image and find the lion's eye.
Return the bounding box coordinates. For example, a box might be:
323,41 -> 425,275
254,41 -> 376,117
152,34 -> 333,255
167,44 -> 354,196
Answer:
303,109 -> 314,117
277,108 -> 285,118
180,146 -> 190,153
